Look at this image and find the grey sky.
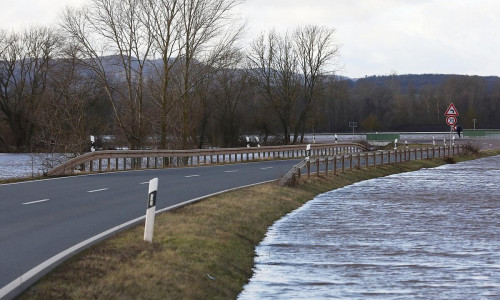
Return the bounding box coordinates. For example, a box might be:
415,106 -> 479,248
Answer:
2,0 -> 499,78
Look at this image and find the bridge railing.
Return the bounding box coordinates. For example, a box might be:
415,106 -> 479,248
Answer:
279,145 -> 463,186
47,143 -> 368,176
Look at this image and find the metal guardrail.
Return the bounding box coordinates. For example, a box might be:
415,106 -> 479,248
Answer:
47,143 -> 369,176
463,129 -> 500,138
279,145 -> 464,186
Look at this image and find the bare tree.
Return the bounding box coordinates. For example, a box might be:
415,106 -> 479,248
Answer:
247,30 -> 301,144
213,50 -> 250,147
142,0 -> 183,149
0,27 -> 62,151
61,0 -> 153,149
176,0 -> 244,149
292,25 -> 339,143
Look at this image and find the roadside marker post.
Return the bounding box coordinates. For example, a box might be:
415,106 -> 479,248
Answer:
306,144 -> 311,161
144,178 -> 158,243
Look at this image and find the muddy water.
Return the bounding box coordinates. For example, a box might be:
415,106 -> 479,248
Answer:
239,156 -> 500,299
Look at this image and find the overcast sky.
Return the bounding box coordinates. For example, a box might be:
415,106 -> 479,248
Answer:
2,0 -> 499,78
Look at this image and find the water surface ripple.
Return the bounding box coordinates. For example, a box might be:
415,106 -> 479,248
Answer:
239,156 -> 500,299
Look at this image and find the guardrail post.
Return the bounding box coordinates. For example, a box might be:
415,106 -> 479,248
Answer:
334,156 -> 337,175
380,151 -> 384,165
365,152 -> 369,169
307,160 -> 311,179
357,153 -> 361,168
316,159 -> 320,176
325,157 -> 329,176
341,155 -> 345,174
349,154 -> 353,171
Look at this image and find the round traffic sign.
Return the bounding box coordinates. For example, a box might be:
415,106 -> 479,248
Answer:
446,116 -> 457,126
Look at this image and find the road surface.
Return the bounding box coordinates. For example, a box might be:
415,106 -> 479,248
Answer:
0,159 -> 301,299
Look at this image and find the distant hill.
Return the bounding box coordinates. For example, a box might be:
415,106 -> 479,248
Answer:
345,74 -> 500,92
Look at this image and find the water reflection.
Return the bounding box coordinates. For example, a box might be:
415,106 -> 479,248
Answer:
240,156 -> 500,299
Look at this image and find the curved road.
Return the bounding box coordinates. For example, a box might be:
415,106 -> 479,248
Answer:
0,159 -> 301,299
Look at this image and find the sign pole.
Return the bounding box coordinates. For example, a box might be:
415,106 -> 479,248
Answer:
444,103 -> 459,156
450,126 -> 453,155
144,178 -> 158,242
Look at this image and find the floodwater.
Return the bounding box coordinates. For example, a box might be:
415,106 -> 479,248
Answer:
0,153 -> 42,179
239,156 -> 500,299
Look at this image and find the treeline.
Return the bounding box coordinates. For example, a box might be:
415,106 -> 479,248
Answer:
333,74 -> 500,133
1,1 -> 499,154
0,0 -> 341,153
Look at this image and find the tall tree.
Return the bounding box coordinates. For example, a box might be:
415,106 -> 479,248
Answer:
61,0 -> 153,149
143,0 -> 183,149
176,0 -> 243,149
247,31 -> 300,144
292,25 -> 340,143
0,27 -> 61,151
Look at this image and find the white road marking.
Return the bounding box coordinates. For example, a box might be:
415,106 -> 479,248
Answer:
260,167 -> 274,170
22,199 -> 50,205
224,170 -> 238,173
87,188 -> 109,193
185,175 -> 200,178
140,182 -> 149,185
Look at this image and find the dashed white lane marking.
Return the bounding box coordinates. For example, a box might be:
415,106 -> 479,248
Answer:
87,188 -> 109,193
185,175 -> 200,178
224,170 -> 238,173
22,199 -> 50,205
260,167 -> 274,170
140,182 -> 149,185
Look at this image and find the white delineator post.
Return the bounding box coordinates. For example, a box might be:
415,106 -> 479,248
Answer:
144,178 -> 158,242
306,144 -> 311,161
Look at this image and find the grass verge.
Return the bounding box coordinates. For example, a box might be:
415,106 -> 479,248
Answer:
19,150 -> 500,299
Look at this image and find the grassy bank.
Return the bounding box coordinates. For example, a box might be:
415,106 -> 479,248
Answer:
19,150 -> 500,299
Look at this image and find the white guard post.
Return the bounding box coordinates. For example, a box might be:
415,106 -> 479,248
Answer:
335,134 -> 338,144
144,178 -> 158,242
394,139 -> 398,150
90,135 -> 96,152
306,144 -> 311,161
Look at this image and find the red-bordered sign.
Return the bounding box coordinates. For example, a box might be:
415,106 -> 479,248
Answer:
446,116 -> 457,126
444,103 -> 459,116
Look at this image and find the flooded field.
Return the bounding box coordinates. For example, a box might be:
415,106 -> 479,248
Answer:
0,153 -> 42,179
240,156 -> 500,299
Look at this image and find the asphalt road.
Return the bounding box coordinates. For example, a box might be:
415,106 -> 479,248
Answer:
0,159 -> 302,299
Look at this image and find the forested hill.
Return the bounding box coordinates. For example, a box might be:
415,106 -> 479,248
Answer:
321,73 -> 500,134
348,74 -> 500,92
